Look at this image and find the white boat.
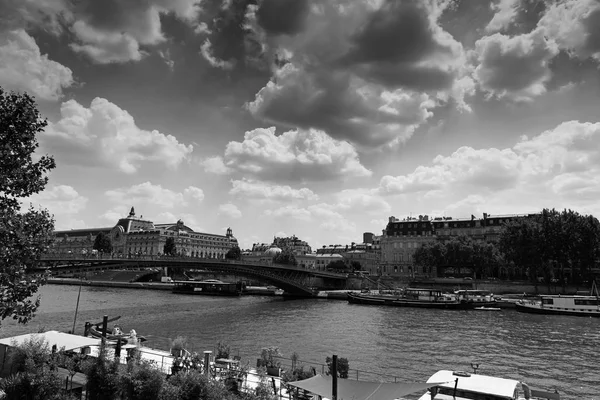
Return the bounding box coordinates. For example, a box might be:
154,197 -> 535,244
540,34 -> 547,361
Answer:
418,370 -> 560,400
474,306 -> 501,311
455,289 -> 498,308
515,281 -> 600,318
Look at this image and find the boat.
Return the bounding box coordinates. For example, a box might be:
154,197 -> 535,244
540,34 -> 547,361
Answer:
172,279 -> 245,296
347,288 -> 472,309
474,306 -> 502,311
417,370 -> 560,400
515,281 -> 600,317
455,289 -> 498,308
86,323 -> 146,344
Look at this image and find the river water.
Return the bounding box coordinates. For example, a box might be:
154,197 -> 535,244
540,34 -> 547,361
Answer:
0,285 -> 597,399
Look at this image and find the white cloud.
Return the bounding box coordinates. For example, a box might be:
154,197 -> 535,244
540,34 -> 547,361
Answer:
23,185 -> 88,230
1,0 -> 72,35
201,156 -> 231,175
218,203 -> 242,219
24,185 -> 88,215
105,182 -> 204,209
230,179 -> 318,201
263,206 -> 312,221
0,30 -> 73,101
200,39 -> 235,70
334,189 -> 391,216
42,97 -> 193,173
214,127 -> 371,182
70,21 -> 145,64
537,0 -> 600,62
472,30 -> 559,101
486,0 -> 521,33
379,120 -> 600,216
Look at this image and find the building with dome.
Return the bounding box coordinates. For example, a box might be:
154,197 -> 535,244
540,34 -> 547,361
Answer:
51,207 -> 238,258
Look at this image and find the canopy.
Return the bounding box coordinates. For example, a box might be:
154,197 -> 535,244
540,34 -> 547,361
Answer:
286,374 -> 445,400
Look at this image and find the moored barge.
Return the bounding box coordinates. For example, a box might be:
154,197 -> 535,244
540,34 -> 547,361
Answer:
172,279 -> 244,296
348,288 -> 472,309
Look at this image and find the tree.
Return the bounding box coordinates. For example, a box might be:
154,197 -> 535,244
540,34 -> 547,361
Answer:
272,249 -> 297,266
1,88 -> 56,328
93,232 -> 112,254
325,356 -> 349,379
83,343 -> 122,400
326,260 -> 347,272
0,336 -> 71,400
225,246 -> 241,260
163,237 -> 176,255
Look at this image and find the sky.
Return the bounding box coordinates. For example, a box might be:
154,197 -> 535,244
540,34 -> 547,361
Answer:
3,0 -> 600,250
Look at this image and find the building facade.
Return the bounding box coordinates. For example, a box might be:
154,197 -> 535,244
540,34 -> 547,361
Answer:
52,207 -> 238,259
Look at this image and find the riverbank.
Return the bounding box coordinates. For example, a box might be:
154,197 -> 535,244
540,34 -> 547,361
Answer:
47,278 -> 354,299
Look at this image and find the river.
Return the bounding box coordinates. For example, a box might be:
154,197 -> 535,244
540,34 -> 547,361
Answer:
0,285 -> 597,399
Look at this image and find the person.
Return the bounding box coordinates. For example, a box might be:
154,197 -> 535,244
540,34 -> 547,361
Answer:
113,325 -> 123,335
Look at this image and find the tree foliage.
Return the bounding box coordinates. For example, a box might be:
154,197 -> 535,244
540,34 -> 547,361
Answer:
413,236 -> 500,278
93,232 -> 112,253
325,260 -> 347,271
325,356 -> 349,379
83,343 -> 122,400
499,208 -> 600,284
163,237 -> 176,256
225,246 -> 241,260
0,336 -> 74,400
1,88 -> 56,327
272,249 -> 297,266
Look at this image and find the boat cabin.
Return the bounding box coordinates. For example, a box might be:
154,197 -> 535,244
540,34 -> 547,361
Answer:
455,290 -> 496,303
405,288 -> 457,302
419,370 -> 560,400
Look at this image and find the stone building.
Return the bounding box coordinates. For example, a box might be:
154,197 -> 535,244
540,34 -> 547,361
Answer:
51,207 -> 238,258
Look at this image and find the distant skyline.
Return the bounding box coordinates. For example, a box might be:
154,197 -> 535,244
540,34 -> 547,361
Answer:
3,0 -> 600,250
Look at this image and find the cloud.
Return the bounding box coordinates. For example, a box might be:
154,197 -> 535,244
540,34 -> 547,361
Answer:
247,64 -> 436,148
230,179 -> 318,201
244,0 -> 473,149
105,182 -> 204,209
472,30 -> 559,101
218,203 -> 242,219
486,0 -> 521,32
379,120 -> 600,215
263,206 -> 312,221
24,185 -> 88,215
201,156 -> 232,175
0,30 -> 74,101
23,185 -> 88,230
0,0 -> 72,35
69,0 -> 201,63
307,203 -> 356,233
255,0 -> 310,36
42,97 -> 193,173
208,127 -> 371,182
200,39 -> 235,70
537,0 -> 600,62
334,189 -> 391,216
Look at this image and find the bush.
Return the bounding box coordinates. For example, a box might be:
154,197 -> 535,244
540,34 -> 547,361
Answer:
325,356 -> 349,379
259,347 -> 282,368
121,360 -> 165,400
83,343 -> 122,400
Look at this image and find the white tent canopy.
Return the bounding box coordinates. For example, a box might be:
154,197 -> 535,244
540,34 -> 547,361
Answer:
287,374 -> 445,400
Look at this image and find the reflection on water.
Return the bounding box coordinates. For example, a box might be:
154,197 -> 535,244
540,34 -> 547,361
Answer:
1,285 -> 597,399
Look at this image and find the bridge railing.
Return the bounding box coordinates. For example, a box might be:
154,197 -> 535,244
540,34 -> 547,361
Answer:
37,253 -> 348,278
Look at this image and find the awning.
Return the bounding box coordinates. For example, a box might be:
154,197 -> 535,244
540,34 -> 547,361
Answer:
0,331 -> 101,352
287,374 -> 445,400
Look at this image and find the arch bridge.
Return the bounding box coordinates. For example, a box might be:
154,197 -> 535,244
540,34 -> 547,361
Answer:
34,254 -> 349,297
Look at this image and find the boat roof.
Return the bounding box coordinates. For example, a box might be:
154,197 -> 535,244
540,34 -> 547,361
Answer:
0,331 -> 101,352
427,370 -> 518,398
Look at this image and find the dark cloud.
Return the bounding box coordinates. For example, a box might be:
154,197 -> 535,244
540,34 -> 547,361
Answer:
473,30 -> 558,99
344,1 -> 441,64
256,0 -> 310,36
337,0 -> 462,91
583,7 -> 600,56
247,64 -> 433,148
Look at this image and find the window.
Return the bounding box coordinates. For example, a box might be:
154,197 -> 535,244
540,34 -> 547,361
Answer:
542,298 -> 554,305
